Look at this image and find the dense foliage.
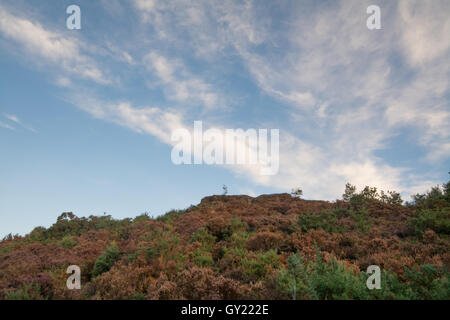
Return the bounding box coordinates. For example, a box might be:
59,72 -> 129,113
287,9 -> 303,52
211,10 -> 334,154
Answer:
0,181 -> 449,300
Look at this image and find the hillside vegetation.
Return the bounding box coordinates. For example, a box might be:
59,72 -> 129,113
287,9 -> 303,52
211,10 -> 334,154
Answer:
0,181 -> 449,300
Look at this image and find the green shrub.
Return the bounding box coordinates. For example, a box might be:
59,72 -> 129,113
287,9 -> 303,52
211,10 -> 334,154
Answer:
190,227 -> 216,251
58,235 -> 77,249
348,207 -> 371,234
92,243 -> 120,277
409,208 -> 450,236
193,250 -> 214,267
298,210 -> 346,233
144,247 -> 159,261
156,209 -> 186,224
277,252 -> 414,300
132,292 -> 147,300
230,218 -> 248,233
306,253 -> 368,300
243,249 -> 280,279
402,264 -> 449,299
127,252 -> 138,264
28,227 -> 47,242
4,283 -> 42,300
133,213 -> 152,223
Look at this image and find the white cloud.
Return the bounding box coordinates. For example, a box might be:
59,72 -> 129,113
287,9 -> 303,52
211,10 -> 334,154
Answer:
72,97 -> 184,145
0,6 -> 110,84
144,52 -> 221,109
3,113 -> 36,132
4,114 -> 20,123
97,0 -> 450,198
55,77 -> 72,87
0,121 -> 15,130
398,0 -> 450,66
1,0 -> 447,200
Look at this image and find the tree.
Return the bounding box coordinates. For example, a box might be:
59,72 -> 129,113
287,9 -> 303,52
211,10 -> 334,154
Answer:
342,183 -> 356,202
291,188 -> 303,198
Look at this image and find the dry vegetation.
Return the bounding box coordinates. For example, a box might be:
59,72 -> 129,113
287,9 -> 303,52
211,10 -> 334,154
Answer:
0,181 -> 449,300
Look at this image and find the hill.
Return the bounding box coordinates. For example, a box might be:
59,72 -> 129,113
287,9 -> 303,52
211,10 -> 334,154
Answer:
0,182 -> 449,300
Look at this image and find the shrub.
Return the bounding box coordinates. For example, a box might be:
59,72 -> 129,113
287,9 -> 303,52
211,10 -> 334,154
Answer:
92,243 -> 120,277
243,250 -> 280,279
132,292 -> 147,300
246,232 -> 283,251
190,227 -> 216,251
403,264 -> 449,299
156,209 -> 186,224
133,213 -> 151,223
193,250 -> 214,267
206,217 -> 232,241
307,253 -> 368,300
409,208 -> 450,236
348,207 -> 371,234
28,227 -> 47,242
4,283 -> 42,300
230,218 -> 248,233
58,235 -> 77,249
298,210 -> 346,233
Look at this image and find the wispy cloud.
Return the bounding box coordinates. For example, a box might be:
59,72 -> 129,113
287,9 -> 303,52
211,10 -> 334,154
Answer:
0,121 -> 15,130
3,113 -> 36,132
0,0 -> 447,200
144,52 -> 222,110
127,0 -> 449,198
0,5 -> 110,85
71,96 -> 184,145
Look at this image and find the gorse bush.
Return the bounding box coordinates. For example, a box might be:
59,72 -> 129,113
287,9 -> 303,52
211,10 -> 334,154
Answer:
277,251 -> 368,300
243,249 -> 280,280
193,250 -> 214,267
92,243 -> 120,277
307,254 -> 368,300
409,208 -> 450,236
348,207 -> 371,234
190,227 -> 216,251
58,235 -> 77,249
156,209 -> 187,224
297,210 -> 346,233
277,252 -> 450,300
402,264 -> 449,300
4,283 -> 42,300
133,213 -> 152,223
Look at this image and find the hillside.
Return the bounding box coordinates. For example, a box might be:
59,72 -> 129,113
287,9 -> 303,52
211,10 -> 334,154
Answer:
0,182 -> 449,300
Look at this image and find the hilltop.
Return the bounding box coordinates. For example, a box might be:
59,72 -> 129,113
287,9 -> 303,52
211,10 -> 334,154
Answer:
0,182 -> 449,300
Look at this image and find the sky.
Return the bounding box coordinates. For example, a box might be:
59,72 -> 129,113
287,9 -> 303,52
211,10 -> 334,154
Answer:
0,0 -> 449,238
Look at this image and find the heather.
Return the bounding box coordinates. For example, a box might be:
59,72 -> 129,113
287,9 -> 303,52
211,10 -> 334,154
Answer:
0,181 -> 449,300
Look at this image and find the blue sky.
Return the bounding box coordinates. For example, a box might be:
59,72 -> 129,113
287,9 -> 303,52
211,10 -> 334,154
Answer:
0,0 -> 449,238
